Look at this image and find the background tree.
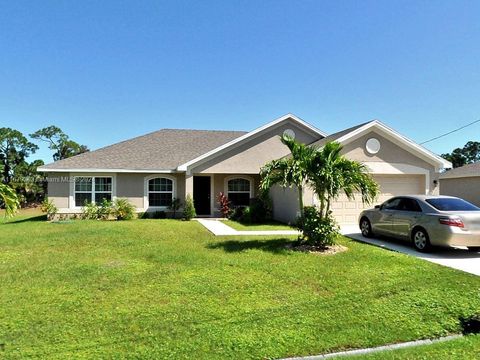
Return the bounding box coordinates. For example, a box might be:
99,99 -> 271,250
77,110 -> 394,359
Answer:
260,134 -> 316,218
12,159 -> 46,205
30,125 -> 89,161
441,141 -> 480,168
0,128 -> 39,184
0,182 -> 20,217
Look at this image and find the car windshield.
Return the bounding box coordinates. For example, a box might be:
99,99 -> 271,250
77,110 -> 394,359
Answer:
425,198 -> 480,211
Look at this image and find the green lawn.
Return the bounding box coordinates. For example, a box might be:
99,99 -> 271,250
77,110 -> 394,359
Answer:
223,219 -> 295,231
354,334 -> 480,359
0,211 -> 479,359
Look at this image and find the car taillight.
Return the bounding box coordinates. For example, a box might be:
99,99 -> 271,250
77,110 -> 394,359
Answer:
439,218 -> 464,228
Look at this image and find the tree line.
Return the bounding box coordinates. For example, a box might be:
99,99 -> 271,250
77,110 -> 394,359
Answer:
0,126 -> 89,207
441,141 -> 480,168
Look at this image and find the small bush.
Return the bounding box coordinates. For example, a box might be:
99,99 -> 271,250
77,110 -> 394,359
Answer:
168,198 -> 182,218
81,199 -> 112,220
112,198 -> 135,220
82,201 -> 100,220
248,194 -> 272,223
228,207 -> 245,221
97,199 -> 113,220
460,314 -> 480,335
240,206 -> 252,223
217,192 -> 231,218
297,207 -> 339,247
40,198 -> 58,219
151,211 -> 167,219
183,194 -> 196,220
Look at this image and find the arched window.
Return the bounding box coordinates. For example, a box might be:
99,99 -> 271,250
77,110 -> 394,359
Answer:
148,177 -> 174,207
227,178 -> 251,207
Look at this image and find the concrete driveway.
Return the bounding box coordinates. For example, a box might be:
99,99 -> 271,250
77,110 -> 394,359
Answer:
341,225 -> 480,276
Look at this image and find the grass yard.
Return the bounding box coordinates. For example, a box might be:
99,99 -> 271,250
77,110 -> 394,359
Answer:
0,210 -> 479,359
223,219 -> 295,231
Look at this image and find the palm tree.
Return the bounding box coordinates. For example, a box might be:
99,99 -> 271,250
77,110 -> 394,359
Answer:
309,141 -> 379,218
0,183 -> 20,218
260,134 -> 316,218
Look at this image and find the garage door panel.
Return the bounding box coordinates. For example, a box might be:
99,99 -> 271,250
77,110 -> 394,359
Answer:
332,174 -> 425,226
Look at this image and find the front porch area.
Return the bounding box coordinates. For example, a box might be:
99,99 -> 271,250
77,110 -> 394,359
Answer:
185,173 -> 261,217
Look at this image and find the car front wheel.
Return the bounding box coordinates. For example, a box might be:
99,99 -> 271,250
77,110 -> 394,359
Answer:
360,218 -> 373,238
412,228 -> 431,252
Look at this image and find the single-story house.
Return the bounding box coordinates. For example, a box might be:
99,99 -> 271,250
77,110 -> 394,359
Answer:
38,114 -> 451,225
439,162 -> 480,207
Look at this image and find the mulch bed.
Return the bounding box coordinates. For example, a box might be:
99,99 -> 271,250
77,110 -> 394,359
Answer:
286,243 -> 348,255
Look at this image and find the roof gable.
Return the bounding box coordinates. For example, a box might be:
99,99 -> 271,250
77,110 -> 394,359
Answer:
312,120 -> 451,169
177,114 -> 326,171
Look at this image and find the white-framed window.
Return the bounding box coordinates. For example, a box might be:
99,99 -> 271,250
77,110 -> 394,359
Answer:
146,176 -> 175,208
226,177 -> 252,207
74,176 -> 112,207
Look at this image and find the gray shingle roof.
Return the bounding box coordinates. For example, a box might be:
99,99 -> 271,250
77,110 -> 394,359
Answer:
309,121 -> 371,147
39,129 -> 247,171
440,162 -> 480,179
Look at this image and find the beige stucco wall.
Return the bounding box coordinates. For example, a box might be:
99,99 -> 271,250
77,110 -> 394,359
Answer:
341,130 -> 440,195
115,173 -> 144,208
47,172 -> 186,211
116,173 -> 186,209
190,121 -> 320,174
270,185 -> 316,224
46,172 -> 70,208
440,177 -> 480,207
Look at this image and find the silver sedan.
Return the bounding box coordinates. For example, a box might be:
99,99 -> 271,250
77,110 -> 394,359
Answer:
359,195 -> 480,252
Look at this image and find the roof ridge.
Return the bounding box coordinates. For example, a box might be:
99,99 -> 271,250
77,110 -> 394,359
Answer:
160,128 -> 247,133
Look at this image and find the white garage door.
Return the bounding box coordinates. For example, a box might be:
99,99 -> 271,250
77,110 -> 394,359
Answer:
331,174 -> 426,226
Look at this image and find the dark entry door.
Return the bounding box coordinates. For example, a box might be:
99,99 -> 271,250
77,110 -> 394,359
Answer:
193,176 -> 211,216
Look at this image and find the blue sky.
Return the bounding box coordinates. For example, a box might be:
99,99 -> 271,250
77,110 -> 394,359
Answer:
1,0 -> 479,163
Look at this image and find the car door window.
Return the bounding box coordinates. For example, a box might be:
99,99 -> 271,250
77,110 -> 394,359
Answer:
382,198 -> 401,210
398,198 -> 422,212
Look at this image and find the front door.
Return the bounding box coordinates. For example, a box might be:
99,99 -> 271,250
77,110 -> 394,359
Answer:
193,176 -> 211,216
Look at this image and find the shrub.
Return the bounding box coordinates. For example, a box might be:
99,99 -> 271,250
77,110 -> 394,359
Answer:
168,198 -> 182,219
183,194 -> 196,220
137,212 -> 148,219
40,198 -> 58,219
248,193 -> 272,223
151,211 -> 167,219
460,314 -> 480,335
228,206 -> 244,221
297,206 -> 339,247
112,198 -> 135,220
81,199 -> 112,220
217,192 -> 231,218
97,199 -> 113,220
240,206 -> 252,223
82,201 -> 100,220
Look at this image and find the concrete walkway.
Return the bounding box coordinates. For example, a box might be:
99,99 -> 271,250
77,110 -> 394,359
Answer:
341,225 -> 480,276
280,334 -> 462,359
196,219 -> 299,236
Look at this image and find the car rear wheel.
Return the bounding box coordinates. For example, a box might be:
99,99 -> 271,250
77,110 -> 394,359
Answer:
412,228 -> 431,252
467,246 -> 480,252
360,218 -> 373,238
